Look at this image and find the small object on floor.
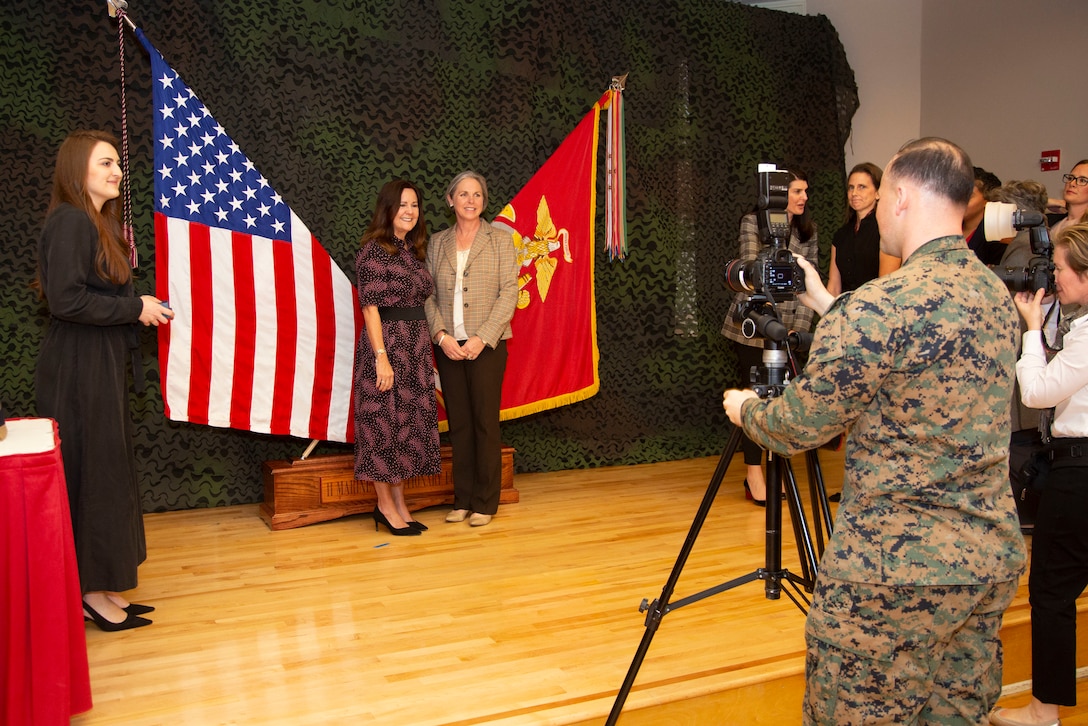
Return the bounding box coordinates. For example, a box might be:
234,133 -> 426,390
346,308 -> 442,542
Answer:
743,479 -> 766,507
373,507 -> 421,536
828,492 -> 842,502
83,601 -> 152,632
987,706 -> 1060,726
446,508 -> 470,523
468,513 -> 492,527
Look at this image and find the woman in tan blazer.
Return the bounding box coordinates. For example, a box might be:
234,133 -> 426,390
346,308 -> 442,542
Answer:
424,170 -> 519,527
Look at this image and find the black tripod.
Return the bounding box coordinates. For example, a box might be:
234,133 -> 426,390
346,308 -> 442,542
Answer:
606,331 -> 834,725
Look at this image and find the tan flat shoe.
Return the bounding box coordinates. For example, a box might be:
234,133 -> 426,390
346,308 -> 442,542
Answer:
468,513 -> 492,527
445,509 -> 470,523
988,707 -> 1060,726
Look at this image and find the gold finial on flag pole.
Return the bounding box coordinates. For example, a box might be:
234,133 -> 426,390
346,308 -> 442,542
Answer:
610,73 -> 628,92
107,0 -> 136,29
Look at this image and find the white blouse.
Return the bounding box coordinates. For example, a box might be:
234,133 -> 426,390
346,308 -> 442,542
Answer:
452,248 -> 470,340
1017,315 -> 1088,438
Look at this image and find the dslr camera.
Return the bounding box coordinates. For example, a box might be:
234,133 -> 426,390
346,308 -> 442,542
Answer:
725,166 -> 806,297
984,202 -> 1055,294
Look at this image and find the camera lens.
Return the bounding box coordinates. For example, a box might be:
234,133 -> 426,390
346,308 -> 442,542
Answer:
725,258 -> 761,294
992,264 -> 1054,294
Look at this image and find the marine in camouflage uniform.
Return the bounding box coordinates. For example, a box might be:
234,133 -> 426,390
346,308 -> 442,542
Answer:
727,141 -> 1028,724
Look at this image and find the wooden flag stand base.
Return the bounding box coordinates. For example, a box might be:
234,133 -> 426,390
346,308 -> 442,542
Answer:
259,445 -> 518,530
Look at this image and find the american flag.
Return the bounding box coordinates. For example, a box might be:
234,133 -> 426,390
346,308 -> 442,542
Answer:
137,30 -> 360,443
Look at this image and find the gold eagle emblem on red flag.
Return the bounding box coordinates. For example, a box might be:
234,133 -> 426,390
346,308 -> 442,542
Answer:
500,195 -> 574,309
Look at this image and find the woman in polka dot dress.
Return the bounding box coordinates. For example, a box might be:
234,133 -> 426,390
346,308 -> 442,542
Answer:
353,179 -> 441,536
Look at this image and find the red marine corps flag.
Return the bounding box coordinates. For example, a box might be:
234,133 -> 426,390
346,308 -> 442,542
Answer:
138,30 -> 361,443
493,88 -> 623,419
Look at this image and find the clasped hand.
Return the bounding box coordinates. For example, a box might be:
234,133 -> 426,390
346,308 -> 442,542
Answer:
138,295 -> 174,327
439,334 -> 484,361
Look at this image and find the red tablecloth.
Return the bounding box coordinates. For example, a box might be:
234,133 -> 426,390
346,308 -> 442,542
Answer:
1,418 -> 92,723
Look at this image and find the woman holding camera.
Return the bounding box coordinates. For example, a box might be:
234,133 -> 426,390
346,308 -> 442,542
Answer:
720,168 -> 820,505
989,223 -> 1088,726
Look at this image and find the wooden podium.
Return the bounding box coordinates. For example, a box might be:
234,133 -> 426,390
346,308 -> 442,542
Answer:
260,445 -> 518,530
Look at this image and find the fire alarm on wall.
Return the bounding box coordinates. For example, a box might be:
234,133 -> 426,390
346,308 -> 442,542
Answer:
1041,150 -> 1061,172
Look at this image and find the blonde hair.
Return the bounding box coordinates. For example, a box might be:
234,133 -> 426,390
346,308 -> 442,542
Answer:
1054,222 -> 1088,276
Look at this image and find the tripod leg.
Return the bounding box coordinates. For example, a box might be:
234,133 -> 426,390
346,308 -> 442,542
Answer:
782,459 -> 819,586
763,453 -> 821,608
763,450 -> 784,599
804,448 -> 833,556
606,425 -> 744,725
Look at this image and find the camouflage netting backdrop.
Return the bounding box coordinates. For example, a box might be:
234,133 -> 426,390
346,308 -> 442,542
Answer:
0,0 -> 857,511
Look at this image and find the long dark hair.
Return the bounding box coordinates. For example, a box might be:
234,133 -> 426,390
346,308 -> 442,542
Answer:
786,168 -> 815,243
745,168 -> 815,242
843,162 -> 883,225
47,130 -> 131,286
360,179 -> 428,260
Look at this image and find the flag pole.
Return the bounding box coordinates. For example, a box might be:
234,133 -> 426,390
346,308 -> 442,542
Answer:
111,0 -> 139,267
300,440 -> 320,460
107,0 -> 136,31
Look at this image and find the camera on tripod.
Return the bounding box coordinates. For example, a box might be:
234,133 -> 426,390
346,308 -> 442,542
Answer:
724,165 -> 807,297
984,201 -> 1055,294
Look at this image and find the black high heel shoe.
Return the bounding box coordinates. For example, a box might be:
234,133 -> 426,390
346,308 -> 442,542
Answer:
83,600 -> 152,632
124,602 -> 155,615
743,479 -> 766,507
373,507 -> 421,536
406,520 -> 428,531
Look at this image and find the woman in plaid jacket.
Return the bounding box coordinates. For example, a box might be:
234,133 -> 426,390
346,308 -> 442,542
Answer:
425,171 -> 519,528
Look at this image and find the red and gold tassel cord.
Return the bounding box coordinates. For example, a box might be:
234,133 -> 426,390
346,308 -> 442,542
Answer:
112,0 -> 139,267
604,74 -> 628,261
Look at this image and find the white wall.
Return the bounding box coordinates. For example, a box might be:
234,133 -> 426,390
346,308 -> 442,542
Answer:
807,0 -> 923,172
919,0 -> 1088,196
802,0 -> 1087,197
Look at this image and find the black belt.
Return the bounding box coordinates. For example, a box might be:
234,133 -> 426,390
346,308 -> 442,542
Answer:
378,306 -> 426,321
1049,438 -> 1088,461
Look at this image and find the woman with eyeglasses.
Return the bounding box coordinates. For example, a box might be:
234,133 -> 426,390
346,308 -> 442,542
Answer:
1051,160 -> 1088,239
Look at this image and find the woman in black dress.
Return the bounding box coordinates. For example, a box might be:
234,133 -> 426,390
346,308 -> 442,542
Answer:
353,179 -> 441,536
827,162 -> 900,296
35,130 -> 174,631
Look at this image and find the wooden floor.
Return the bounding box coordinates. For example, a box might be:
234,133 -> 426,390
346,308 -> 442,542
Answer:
70,449 -> 1088,725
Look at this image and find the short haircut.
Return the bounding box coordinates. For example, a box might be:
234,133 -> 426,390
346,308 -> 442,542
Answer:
989,180 -> 1049,215
973,167 -> 1002,196
888,137 -> 975,207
